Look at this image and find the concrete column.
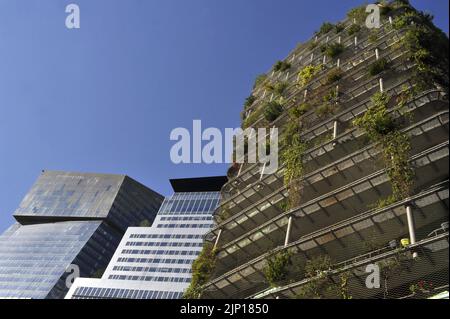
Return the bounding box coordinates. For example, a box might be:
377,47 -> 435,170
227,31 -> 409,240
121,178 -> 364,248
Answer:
284,215 -> 293,247
310,53 -> 314,63
337,58 -> 341,68
214,229 -> 223,250
354,36 -> 358,48
375,48 -> 380,60
406,205 -> 418,258
389,16 -> 393,24
323,55 -> 327,64
379,78 -> 384,92
338,36 -> 341,44
333,120 -> 339,139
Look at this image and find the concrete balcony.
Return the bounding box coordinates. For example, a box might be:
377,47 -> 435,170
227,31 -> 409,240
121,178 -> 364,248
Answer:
211,142 -> 449,278
202,182 -> 448,298
215,92 -> 448,233
212,111 -> 448,248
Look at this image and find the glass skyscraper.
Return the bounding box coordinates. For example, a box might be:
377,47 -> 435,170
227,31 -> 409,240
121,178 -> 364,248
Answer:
65,176 -> 226,299
0,170 -> 163,299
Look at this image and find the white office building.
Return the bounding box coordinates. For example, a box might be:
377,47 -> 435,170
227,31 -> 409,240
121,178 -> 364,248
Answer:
65,176 -> 226,299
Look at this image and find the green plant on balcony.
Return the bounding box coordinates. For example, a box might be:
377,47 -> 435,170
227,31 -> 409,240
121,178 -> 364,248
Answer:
377,250 -> 415,299
326,67 -> 343,84
242,106 -> 266,129
368,58 -> 390,76
244,95 -> 256,110
298,64 -> 323,87
347,24 -> 361,36
347,6 -> 366,24
316,22 -> 335,36
309,41 -> 319,50
335,23 -> 345,34
395,10 -> 449,90
353,92 -> 414,201
289,103 -> 311,118
183,243 -> 217,299
253,74 -> 268,89
296,255 -> 332,299
273,60 -> 291,72
379,1 -> 393,16
368,194 -> 397,210
273,82 -> 289,96
264,101 -> 284,122
409,280 -> 434,296
324,43 -> 345,59
276,198 -> 289,213
368,31 -> 379,44
263,250 -> 293,287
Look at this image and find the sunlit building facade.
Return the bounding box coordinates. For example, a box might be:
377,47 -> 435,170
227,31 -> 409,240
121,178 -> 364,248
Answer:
65,176 -> 226,299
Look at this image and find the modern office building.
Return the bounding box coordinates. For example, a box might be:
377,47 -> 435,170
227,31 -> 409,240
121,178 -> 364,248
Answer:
0,170 -> 163,299
65,176 -> 226,299
199,1 -> 449,299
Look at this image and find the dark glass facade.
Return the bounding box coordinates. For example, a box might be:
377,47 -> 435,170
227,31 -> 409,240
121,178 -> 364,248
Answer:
0,171 -> 163,299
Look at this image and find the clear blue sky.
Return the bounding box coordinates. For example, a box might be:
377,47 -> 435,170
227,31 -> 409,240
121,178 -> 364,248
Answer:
0,0 -> 448,233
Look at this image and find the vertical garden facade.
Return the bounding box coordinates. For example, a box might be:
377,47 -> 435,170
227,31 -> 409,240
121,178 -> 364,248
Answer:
197,1 -> 449,299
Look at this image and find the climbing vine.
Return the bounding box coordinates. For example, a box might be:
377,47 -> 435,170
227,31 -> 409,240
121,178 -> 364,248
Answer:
393,5 -> 449,90
353,92 -> 414,201
263,250 -> 293,287
183,243 -> 217,299
281,108 -> 308,209
297,256 -> 352,299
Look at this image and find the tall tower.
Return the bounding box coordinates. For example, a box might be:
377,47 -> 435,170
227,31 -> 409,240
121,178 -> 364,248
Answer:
65,176 -> 226,299
199,1 -> 449,299
0,170 -> 163,299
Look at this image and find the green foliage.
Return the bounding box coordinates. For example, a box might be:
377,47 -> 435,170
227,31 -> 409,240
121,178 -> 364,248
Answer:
242,106 -> 265,129
253,74 -> 268,89
347,6 -> 367,24
347,24 -> 361,36
368,31 -> 379,44
368,58 -> 389,76
368,195 -> 397,210
276,199 -> 289,213
183,243 -> 217,299
379,2 -> 393,16
263,251 -> 293,287
309,41 -> 319,50
244,95 -> 256,110
394,10 -> 449,89
334,23 -> 345,34
326,68 -> 343,84
139,219 -> 151,227
315,104 -> 334,118
264,101 -> 284,122
296,255 -> 335,299
323,43 -> 345,59
317,22 -> 335,36
289,103 -> 311,118
273,82 -> 289,96
273,60 -> 291,72
298,64 -> 323,87
353,92 -> 414,200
